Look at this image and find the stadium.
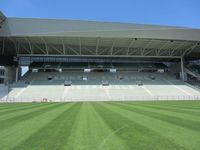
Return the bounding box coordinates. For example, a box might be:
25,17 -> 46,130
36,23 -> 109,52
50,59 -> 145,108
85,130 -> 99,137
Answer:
1,11 -> 200,102
0,10 -> 200,150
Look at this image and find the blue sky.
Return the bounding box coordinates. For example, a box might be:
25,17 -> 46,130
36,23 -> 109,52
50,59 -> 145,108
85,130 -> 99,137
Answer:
0,0 -> 200,28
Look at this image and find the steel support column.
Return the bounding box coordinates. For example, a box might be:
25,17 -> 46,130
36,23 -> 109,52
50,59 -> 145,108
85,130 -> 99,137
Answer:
2,38 -> 5,54
180,56 -> 184,81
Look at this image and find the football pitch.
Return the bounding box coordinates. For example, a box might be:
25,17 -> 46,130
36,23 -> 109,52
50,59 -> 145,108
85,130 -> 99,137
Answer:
0,101 -> 200,150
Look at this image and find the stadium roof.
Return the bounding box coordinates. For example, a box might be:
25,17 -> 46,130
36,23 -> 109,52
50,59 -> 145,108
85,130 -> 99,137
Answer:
0,12 -> 200,59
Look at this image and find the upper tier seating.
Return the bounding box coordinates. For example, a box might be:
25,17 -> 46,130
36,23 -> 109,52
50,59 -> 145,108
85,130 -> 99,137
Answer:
29,62 -> 168,71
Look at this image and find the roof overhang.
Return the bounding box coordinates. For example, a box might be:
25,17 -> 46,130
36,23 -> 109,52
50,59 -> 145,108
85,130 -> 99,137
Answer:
1,18 -> 200,41
0,15 -> 200,59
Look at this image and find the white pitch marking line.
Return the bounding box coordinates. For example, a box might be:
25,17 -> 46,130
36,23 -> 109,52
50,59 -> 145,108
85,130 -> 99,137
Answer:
98,124 -> 128,150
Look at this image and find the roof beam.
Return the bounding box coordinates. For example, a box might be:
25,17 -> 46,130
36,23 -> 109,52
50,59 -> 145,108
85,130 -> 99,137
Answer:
110,40 -> 116,55
96,38 -> 100,55
34,43 -> 46,54
66,45 -> 79,55
182,43 -> 199,56
82,46 -> 96,55
141,40 -> 153,55
144,49 -> 154,56
129,49 -> 139,55
127,38 -> 135,55
62,39 -> 66,55
24,37 -> 33,54
79,38 -> 81,55
157,40 -> 171,55
113,48 -> 124,55
41,38 -> 48,55
98,48 -> 109,55
8,37 -> 18,55
51,45 -> 63,55
170,42 -> 188,56
17,54 -> 181,59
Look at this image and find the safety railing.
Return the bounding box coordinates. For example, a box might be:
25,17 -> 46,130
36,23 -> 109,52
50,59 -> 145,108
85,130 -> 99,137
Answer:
1,95 -> 200,102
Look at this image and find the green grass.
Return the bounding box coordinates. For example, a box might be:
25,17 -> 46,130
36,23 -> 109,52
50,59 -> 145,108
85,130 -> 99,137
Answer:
0,101 -> 200,150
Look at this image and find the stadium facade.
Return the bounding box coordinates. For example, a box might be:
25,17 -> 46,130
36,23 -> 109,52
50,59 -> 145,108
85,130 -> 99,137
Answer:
0,11 -> 200,102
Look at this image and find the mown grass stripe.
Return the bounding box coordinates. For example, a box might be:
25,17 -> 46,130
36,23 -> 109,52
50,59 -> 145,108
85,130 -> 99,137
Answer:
0,103 -> 75,150
89,103 -> 129,150
124,101 -> 200,110
0,101 -> 200,150
102,102 -> 200,150
65,103 -> 128,150
0,103 -> 32,110
0,103 -> 64,130
152,101 -> 200,110
140,101 -> 200,109
13,103 -> 81,150
0,103 -> 54,122
112,102 -> 200,132
130,102 -> 200,117
64,103 -> 95,150
93,102 -> 186,150
118,102 -> 200,121
0,103 -> 48,115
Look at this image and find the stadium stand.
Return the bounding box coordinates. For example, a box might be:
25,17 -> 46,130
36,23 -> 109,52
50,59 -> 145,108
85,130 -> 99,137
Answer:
4,62 -> 200,102
1,12 -> 200,102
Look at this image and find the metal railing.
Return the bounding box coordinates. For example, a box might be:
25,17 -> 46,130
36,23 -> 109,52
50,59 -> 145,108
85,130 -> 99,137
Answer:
1,95 -> 200,102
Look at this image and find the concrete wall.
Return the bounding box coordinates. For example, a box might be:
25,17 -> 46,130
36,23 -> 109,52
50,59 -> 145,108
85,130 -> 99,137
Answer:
0,65 -> 17,84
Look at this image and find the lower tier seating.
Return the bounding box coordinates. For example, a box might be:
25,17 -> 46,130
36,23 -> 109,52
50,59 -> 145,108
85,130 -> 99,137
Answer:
4,71 -> 200,102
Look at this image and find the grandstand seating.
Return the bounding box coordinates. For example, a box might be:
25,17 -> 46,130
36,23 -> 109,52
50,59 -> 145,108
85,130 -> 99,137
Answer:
5,69 -> 200,102
186,64 -> 200,75
29,62 -> 168,70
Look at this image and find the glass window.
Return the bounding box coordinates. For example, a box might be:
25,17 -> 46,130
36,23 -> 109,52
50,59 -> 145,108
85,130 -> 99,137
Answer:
0,78 -> 4,84
0,69 -> 5,76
